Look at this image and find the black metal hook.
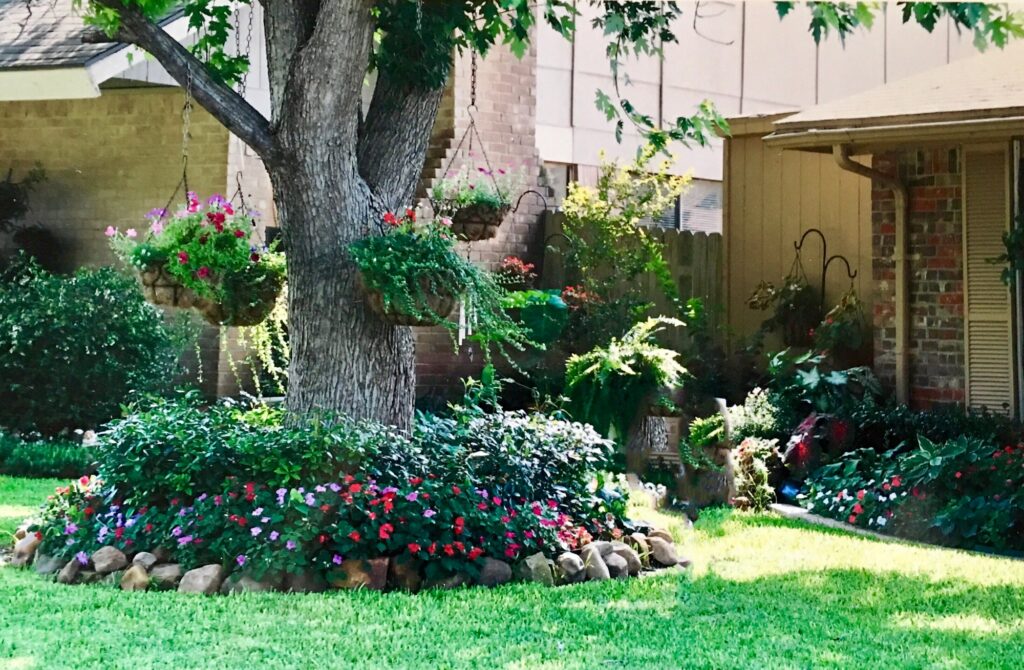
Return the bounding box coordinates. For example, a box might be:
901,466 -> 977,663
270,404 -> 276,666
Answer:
513,188 -> 550,214
793,227 -> 857,311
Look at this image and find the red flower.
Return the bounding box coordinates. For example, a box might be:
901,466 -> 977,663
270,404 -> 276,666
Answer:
454,516 -> 465,527
349,483 -> 363,494
250,252 -> 261,262
405,207 -> 416,221
848,515 -> 857,524
34,531 -> 42,541
453,542 -> 465,553
344,475 -> 355,484
233,229 -> 245,238
379,523 -> 394,540
114,527 -> 125,540
468,547 -> 484,560
83,507 -> 94,517
477,502 -> 488,511
213,212 -> 226,225
144,523 -> 153,533
882,483 -> 891,492
407,543 -> 421,554
443,544 -> 455,556
891,476 -> 902,488
318,534 -> 328,544
856,490 -> 865,501
348,531 -> 361,542
452,486 -> 462,495
428,542 -> 437,555
853,503 -> 864,514
409,477 -> 423,486
955,471 -> 963,479
320,504 -> 331,513
177,251 -> 189,264
383,211 -> 399,226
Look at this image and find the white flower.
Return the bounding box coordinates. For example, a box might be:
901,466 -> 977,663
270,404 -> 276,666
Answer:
889,493 -> 897,501
868,518 -> 874,526
877,517 -> 887,527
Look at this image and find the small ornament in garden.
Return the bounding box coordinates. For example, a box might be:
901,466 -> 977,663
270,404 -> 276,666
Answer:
107,192 -> 285,327
430,164 -> 526,241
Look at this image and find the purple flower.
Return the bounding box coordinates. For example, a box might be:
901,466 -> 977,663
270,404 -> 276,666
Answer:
64,523 -> 78,535
286,540 -> 296,551
475,488 -> 489,499
196,493 -> 208,502
304,493 -> 316,506
177,535 -> 193,546
75,551 -> 89,566
276,488 -> 287,506
382,486 -> 399,496
269,531 -> 280,541
178,508 -> 187,517
251,527 -> 262,537
332,554 -> 343,565
236,554 -> 247,567
405,491 -> 419,502
252,507 -> 264,516
145,207 -> 167,220
328,483 -> 341,492
171,526 -> 183,537
315,485 -> 326,493
261,517 -> 270,524
423,509 -> 437,518
207,194 -> 227,207
97,527 -> 108,540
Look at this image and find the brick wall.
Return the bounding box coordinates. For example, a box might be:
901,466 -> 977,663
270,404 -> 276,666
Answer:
872,147 -> 965,408
0,86 -> 242,396
414,42 -> 548,401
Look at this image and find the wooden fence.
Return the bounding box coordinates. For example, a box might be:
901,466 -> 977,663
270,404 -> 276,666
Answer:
539,212 -> 723,349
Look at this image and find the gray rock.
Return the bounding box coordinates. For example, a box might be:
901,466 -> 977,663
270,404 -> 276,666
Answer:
120,565 -> 149,591
579,544 -> 610,581
387,556 -> 423,592
221,572 -> 283,594
626,533 -> 651,566
33,553 -> 67,576
132,551 -> 159,571
284,570 -> 328,593
10,534 -> 41,568
517,552 -> 554,586
178,564 -> 226,595
77,570 -> 101,584
477,558 -> 512,587
555,552 -> 586,584
588,541 -> 615,557
648,536 -> 683,567
57,559 -> 83,584
151,547 -> 173,563
100,570 -> 124,587
648,528 -> 674,544
149,563 -> 184,590
604,552 -> 629,579
91,546 -> 128,574
610,543 -> 643,576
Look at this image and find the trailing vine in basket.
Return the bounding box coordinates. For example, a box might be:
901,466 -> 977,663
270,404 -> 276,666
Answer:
349,208 -> 534,357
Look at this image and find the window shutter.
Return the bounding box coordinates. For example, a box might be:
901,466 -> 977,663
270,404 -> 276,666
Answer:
963,145 -> 1016,414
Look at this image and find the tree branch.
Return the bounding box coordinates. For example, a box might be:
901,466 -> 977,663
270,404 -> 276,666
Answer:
93,1 -> 275,160
358,68 -> 445,210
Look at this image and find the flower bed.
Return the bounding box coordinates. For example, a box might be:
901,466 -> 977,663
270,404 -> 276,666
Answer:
10,397 -> 690,593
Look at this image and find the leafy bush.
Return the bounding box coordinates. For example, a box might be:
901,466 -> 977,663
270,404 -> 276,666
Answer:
846,400 -> 1021,454
729,388 -> 792,442
42,396 -> 622,579
0,258 -> 186,434
732,437 -> 779,512
803,435 -> 1024,551
0,433 -> 97,478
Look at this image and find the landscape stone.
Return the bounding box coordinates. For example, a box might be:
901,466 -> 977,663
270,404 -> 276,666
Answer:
10,534 -> 41,567
424,573 -> 470,590
604,552 -> 629,579
151,547 -> 173,563
120,565 -> 149,591
91,546 -> 128,574
33,553 -> 67,576
284,570 -> 328,593
132,551 -> 159,571
579,544 -> 610,581
101,570 -> 124,587
57,559 -> 82,584
626,533 -> 651,566
517,552 -> 554,586
555,552 -> 586,584
610,543 -> 643,576
648,529 -> 674,544
648,537 -> 682,567
221,572 -> 283,594
329,557 -> 389,590
477,558 -> 512,587
77,570 -> 101,584
178,564 -> 225,594
387,556 -> 423,592
149,564 -> 184,590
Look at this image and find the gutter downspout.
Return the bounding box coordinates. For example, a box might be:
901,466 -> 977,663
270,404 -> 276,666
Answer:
832,145 -> 910,404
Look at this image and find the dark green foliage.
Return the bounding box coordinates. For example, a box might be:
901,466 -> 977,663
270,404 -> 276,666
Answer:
0,433 -> 97,478
846,399 -> 1021,454
0,257 -> 186,434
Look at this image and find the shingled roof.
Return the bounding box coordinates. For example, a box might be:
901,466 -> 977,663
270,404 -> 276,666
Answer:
0,0 -> 120,69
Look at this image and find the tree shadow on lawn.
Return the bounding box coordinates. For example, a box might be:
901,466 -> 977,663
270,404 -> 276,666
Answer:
1,562 -> 1022,670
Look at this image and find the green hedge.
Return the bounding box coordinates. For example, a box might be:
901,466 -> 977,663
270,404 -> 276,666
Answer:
0,433 -> 98,478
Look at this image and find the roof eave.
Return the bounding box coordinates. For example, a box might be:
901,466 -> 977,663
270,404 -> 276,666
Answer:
765,115 -> 1024,153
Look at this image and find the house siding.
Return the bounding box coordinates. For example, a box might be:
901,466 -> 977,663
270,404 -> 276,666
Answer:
872,148 -> 966,408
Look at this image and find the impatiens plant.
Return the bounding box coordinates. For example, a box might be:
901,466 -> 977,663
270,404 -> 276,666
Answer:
108,192 -> 285,326
430,164 -> 526,214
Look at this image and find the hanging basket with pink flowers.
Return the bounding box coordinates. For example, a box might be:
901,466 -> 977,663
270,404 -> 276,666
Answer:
107,193 -> 286,327
429,164 -> 524,242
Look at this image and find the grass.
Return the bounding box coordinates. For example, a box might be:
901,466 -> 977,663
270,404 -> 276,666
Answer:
1,476 -> 1023,669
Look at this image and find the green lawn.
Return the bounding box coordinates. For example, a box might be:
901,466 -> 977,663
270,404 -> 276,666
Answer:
2,475 -> 1023,670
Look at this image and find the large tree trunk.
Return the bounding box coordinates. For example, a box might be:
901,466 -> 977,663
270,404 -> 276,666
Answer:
271,162 -> 417,430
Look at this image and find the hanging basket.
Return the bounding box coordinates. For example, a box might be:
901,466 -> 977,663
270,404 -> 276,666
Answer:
137,263 -> 196,309
445,202 -> 511,242
193,272 -> 285,327
358,273 -> 458,327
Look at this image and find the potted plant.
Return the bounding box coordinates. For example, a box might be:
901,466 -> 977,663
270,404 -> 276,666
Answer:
350,209 -> 534,355
812,289 -> 866,355
748,276 -> 820,347
108,193 -> 286,326
495,255 -> 536,290
430,165 -> 525,241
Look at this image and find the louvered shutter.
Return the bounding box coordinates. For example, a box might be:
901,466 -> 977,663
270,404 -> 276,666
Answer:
963,145 -> 1016,414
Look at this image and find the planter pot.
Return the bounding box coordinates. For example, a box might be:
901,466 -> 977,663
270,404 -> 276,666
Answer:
358,273 -> 458,327
137,264 -> 196,309
448,203 -> 511,242
193,272 -> 285,327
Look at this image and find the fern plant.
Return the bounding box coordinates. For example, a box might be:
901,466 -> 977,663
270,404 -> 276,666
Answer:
565,317 -> 687,443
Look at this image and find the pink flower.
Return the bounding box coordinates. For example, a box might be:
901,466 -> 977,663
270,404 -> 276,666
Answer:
104,226 -> 117,237
150,221 -> 164,235
177,251 -> 189,264
197,266 -> 211,279
125,228 -> 137,239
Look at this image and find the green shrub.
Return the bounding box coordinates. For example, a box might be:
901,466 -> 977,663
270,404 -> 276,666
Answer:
732,437 -> 779,512
0,257 -> 186,434
0,433 -> 97,478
